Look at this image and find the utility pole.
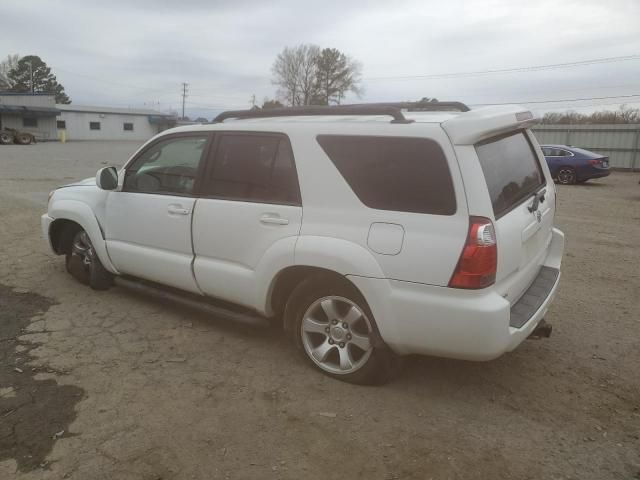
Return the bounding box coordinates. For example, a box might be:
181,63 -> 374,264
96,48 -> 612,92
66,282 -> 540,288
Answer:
181,82 -> 189,119
28,61 -> 33,94
250,94 -> 256,108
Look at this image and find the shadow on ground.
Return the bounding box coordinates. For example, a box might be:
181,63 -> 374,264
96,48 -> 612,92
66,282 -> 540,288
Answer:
0,284 -> 84,472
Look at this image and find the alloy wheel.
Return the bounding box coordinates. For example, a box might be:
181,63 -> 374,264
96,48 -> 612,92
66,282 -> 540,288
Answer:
71,231 -> 94,270
301,295 -> 374,375
557,168 -> 575,185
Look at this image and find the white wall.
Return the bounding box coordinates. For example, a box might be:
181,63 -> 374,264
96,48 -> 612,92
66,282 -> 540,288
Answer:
0,94 -> 58,140
59,111 -> 162,141
0,114 -> 57,140
533,124 -> 640,169
0,94 -> 56,108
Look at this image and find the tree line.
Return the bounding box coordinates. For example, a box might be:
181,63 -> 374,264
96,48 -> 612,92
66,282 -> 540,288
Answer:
0,54 -> 71,103
542,105 -> 640,124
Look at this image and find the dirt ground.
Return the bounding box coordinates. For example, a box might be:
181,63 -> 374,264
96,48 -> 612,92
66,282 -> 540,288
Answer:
0,141 -> 639,480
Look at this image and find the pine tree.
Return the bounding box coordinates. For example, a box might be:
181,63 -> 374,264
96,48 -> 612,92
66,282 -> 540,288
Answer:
8,55 -> 71,104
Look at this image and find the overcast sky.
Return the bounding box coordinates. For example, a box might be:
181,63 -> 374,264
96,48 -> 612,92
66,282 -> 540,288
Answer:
2,0 -> 639,119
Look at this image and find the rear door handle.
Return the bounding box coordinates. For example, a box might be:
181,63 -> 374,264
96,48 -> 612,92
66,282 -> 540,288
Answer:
167,205 -> 190,215
260,214 -> 289,225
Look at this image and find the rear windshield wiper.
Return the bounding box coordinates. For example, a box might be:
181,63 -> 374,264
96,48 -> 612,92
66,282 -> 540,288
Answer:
527,189 -> 546,212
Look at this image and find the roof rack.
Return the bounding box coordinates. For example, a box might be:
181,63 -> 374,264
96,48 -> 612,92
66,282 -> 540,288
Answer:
357,101 -> 470,112
213,104 -> 415,124
212,100 -> 470,124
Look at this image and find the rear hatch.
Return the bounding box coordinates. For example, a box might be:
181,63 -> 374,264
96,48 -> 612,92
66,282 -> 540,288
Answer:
474,130 -> 555,304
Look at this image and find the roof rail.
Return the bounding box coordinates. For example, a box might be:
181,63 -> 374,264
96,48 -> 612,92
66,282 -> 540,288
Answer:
212,101 -> 470,123
213,104 -> 415,124
354,101 -> 470,112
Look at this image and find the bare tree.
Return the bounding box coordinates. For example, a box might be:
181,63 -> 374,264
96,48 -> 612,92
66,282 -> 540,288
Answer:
0,54 -> 20,89
272,44 -> 320,106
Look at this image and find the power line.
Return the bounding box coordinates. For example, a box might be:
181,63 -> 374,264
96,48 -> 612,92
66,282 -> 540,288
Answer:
471,93 -> 640,106
185,100 -> 247,110
54,66 -> 174,94
365,54 -> 640,81
535,101 -> 640,110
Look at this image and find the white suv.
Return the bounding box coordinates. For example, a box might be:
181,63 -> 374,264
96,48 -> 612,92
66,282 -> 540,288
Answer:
42,102 -> 564,384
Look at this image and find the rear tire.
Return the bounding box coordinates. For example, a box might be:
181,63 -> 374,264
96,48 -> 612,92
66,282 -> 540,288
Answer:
15,133 -> 33,145
64,228 -> 112,290
0,132 -> 13,145
556,167 -> 576,185
285,274 -> 400,385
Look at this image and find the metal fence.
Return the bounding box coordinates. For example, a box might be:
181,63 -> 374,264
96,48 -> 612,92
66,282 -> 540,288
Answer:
531,124 -> 640,170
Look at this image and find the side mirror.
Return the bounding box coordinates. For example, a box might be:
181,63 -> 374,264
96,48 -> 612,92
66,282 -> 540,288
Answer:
96,166 -> 118,191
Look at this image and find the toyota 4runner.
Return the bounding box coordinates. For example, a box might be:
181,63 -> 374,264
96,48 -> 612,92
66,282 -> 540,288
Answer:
42,101 -> 565,384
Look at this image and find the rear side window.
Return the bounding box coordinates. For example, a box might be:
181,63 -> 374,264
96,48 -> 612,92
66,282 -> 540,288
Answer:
316,135 -> 456,215
475,131 -> 545,218
203,134 -> 301,205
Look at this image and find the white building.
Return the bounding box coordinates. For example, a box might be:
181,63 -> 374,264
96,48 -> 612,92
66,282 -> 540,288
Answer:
56,104 -> 176,141
0,93 -> 60,140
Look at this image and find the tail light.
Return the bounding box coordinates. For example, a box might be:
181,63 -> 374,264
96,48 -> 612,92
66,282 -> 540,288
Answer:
588,159 -> 601,165
449,216 -> 497,289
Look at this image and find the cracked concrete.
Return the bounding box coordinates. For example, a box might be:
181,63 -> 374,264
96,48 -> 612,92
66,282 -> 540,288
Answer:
1,141 -> 639,479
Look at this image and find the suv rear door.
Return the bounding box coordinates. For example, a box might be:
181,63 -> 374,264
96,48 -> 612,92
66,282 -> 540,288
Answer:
473,130 -> 555,303
192,132 -> 302,309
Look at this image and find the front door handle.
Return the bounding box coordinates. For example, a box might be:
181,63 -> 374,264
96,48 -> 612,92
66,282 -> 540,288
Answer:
167,205 -> 190,215
260,214 -> 289,225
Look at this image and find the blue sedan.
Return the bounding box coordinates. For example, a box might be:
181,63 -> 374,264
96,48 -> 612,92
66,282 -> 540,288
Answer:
541,145 -> 610,185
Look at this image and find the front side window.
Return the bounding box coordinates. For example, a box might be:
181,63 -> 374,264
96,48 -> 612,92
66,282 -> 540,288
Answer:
475,131 -> 545,218
89,122 -> 100,130
124,135 -> 209,195
316,135 -> 456,215
203,134 -> 300,205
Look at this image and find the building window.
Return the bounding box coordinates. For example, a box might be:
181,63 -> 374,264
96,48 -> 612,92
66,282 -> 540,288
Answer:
89,122 -> 101,130
23,118 -> 38,128
123,122 -> 134,131
57,120 -> 66,129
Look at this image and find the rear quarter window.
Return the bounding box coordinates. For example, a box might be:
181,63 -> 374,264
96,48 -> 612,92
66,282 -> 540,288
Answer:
475,131 -> 545,218
316,135 -> 456,215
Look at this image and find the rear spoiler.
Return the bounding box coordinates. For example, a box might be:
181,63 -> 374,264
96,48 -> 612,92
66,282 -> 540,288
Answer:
441,105 -> 540,145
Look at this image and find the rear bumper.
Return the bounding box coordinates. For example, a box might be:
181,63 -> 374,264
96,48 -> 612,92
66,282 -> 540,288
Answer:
349,227 -> 565,360
579,166 -> 610,181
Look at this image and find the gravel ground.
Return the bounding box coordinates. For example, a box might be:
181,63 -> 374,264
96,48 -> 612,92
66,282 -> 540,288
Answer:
0,141 -> 639,480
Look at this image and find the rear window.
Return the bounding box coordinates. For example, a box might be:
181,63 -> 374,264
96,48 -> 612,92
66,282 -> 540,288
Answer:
475,131 -> 545,218
316,135 -> 456,215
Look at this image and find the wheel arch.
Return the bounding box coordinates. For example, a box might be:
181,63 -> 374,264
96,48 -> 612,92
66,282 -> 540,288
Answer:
269,266 -> 355,321
47,199 -> 118,274
49,218 -> 83,254
263,235 -> 387,320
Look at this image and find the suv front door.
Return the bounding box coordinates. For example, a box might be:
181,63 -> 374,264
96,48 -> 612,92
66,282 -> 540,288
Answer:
105,133 -> 211,292
192,132 -> 302,310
